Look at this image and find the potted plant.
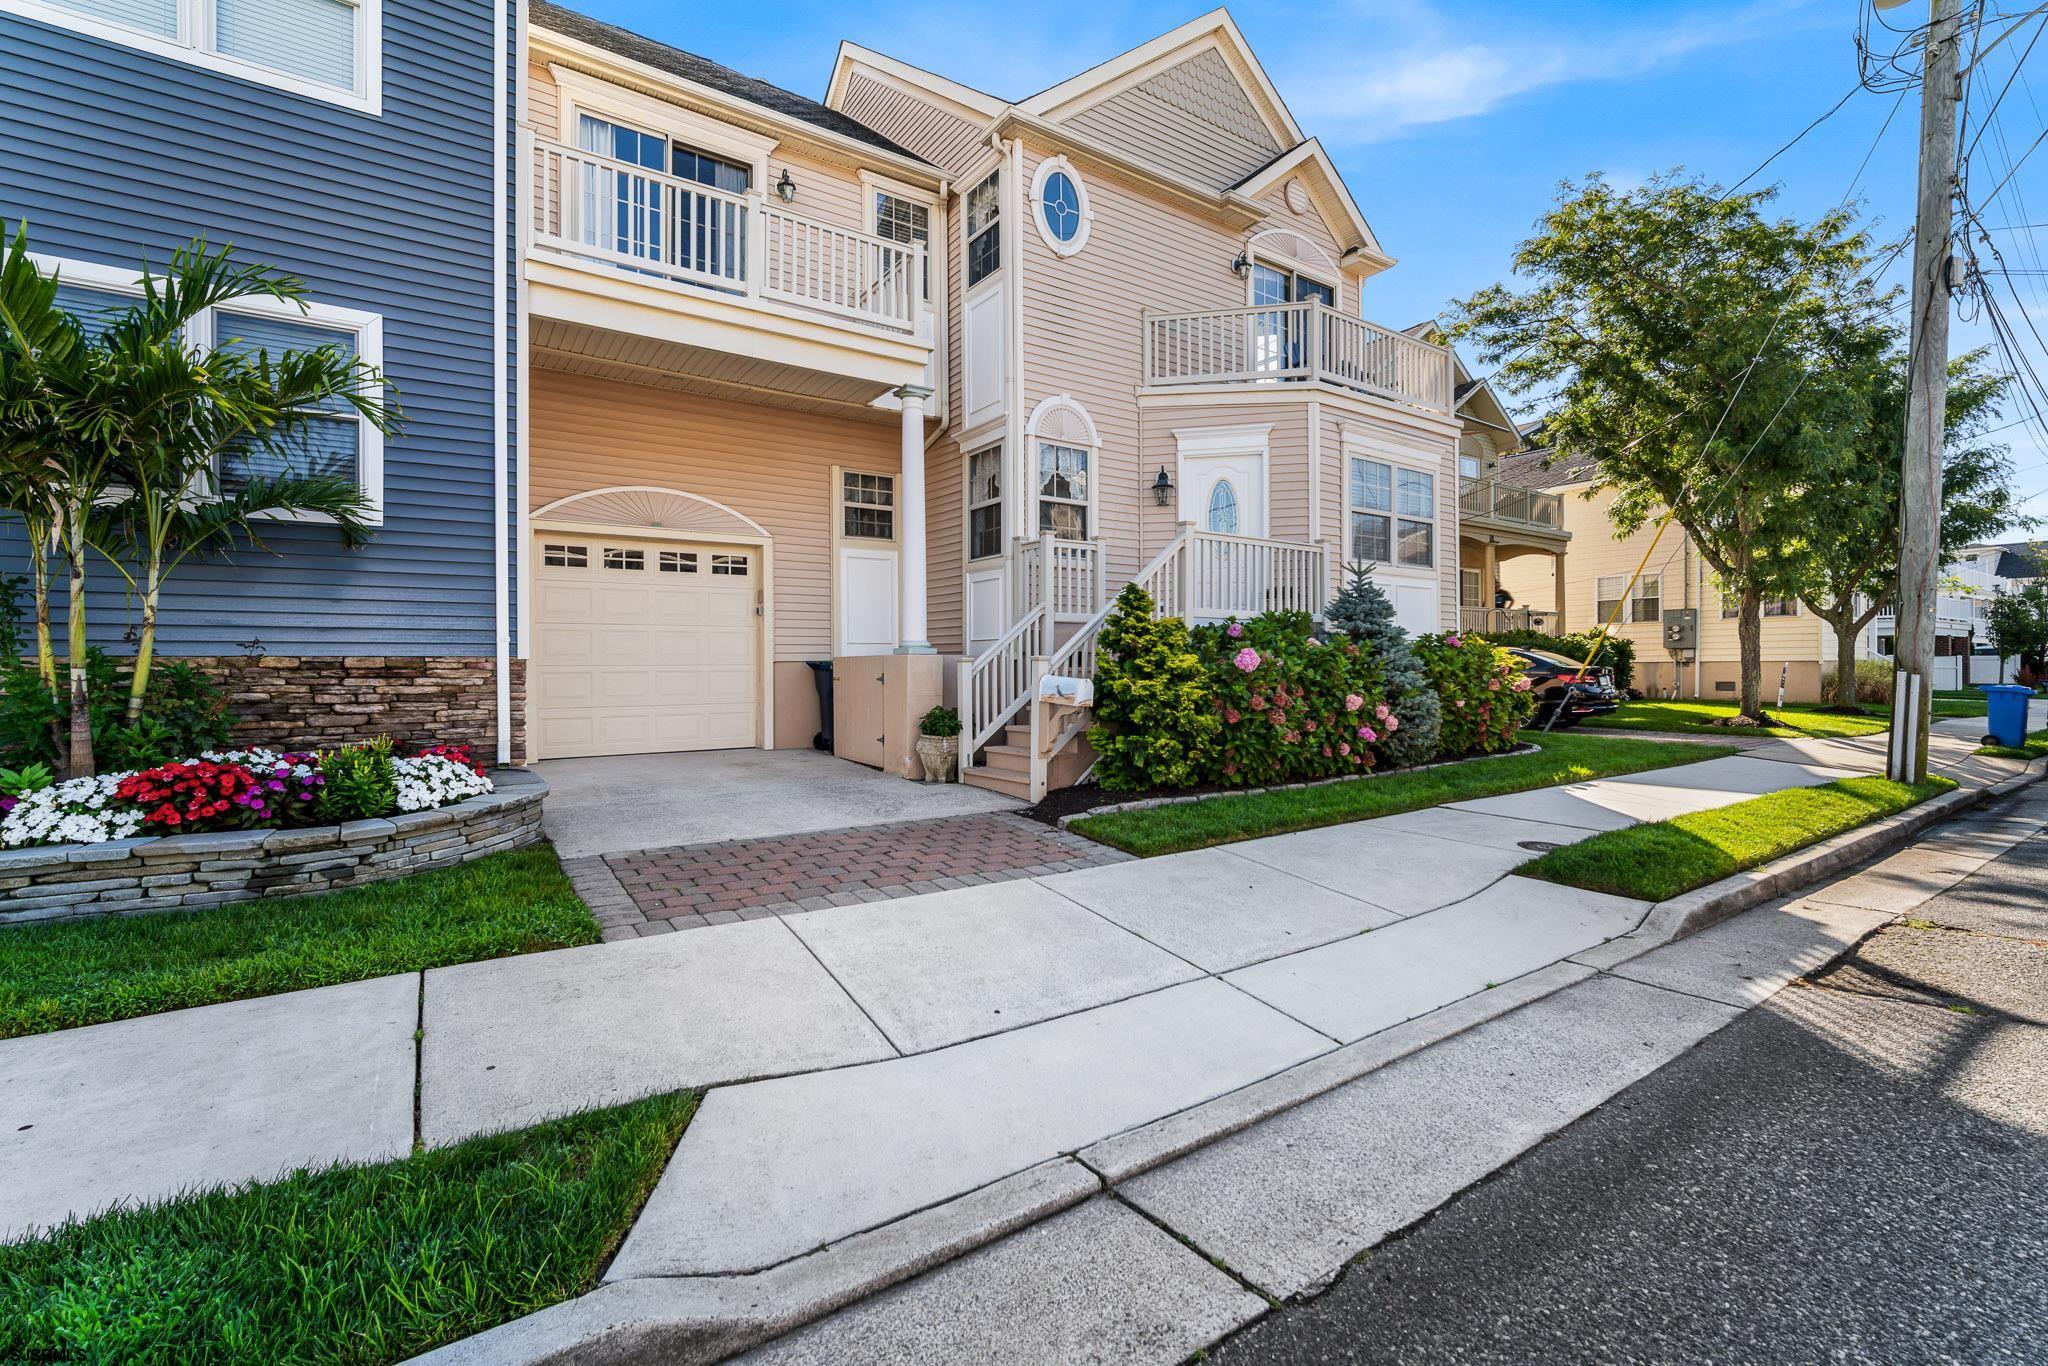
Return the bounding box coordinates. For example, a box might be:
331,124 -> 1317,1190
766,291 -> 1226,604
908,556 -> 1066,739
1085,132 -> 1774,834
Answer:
916,705 -> 961,783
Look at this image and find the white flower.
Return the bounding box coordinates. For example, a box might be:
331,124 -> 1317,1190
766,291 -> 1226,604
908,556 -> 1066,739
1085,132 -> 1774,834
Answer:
1,772 -> 142,848
390,755 -> 493,813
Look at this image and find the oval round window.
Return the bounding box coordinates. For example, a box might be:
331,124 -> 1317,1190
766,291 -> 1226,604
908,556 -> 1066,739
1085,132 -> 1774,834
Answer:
1041,171 -> 1082,244
1206,480 -> 1240,534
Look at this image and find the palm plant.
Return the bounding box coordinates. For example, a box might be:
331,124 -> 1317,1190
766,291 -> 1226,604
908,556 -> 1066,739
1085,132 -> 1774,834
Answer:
86,242 -> 390,723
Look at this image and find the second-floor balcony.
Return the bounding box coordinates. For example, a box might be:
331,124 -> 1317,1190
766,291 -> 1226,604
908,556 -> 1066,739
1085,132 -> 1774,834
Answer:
528,139 -> 927,340
1460,476 -> 1564,534
1143,303 -> 1452,413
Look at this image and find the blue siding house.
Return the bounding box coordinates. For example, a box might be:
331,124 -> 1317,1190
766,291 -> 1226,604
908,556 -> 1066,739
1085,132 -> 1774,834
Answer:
0,0 -> 521,758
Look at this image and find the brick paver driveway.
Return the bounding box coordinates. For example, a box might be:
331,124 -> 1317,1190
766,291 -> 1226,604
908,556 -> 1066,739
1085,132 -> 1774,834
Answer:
566,813 -> 1128,938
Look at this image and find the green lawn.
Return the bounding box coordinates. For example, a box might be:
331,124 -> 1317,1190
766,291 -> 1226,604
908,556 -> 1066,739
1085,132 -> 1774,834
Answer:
1520,776 -> 1956,902
1069,732 -> 1734,858
0,1092 -> 695,1365
0,845 -> 599,1039
1584,695 -> 2004,741
1976,728 -> 2048,761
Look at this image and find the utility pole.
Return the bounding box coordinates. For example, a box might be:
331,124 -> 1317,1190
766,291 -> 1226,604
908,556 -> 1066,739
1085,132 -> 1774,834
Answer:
1889,0 -> 1964,784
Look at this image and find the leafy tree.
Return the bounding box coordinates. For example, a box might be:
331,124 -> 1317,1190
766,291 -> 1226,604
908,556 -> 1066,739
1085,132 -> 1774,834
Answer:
1775,348 -> 2025,708
1325,562 -> 1441,766
0,227 -> 391,774
87,241 -> 389,723
1447,174 -> 1890,720
1988,581 -> 2048,679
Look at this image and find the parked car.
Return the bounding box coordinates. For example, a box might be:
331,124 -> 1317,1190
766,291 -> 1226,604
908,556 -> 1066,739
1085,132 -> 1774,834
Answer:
1503,647 -> 1622,729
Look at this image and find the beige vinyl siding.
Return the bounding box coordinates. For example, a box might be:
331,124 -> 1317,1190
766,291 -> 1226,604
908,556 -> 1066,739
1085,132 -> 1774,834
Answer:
1018,140 -> 1250,585
1060,47 -> 1281,192
1497,482 -> 1830,694
837,71 -> 989,177
529,60 -> 561,132
530,368 -> 898,663
767,147 -> 869,235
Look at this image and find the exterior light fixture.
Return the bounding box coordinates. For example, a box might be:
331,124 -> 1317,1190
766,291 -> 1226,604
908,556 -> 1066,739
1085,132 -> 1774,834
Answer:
775,168 -> 797,203
1230,251 -> 1251,279
1152,466 -> 1175,507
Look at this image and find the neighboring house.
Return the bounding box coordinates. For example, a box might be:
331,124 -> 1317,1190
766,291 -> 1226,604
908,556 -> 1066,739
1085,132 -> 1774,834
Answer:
1857,547 -> 1997,690
826,11 -> 1459,794
1442,354 -> 1569,634
1495,450 -> 1837,702
0,0 -> 522,755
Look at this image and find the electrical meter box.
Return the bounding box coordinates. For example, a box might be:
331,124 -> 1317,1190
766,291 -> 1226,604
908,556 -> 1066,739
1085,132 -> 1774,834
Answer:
1662,608 -> 1698,653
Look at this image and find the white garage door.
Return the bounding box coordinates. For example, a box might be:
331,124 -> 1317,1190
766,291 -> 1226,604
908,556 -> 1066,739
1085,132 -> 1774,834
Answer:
532,535 -> 760,759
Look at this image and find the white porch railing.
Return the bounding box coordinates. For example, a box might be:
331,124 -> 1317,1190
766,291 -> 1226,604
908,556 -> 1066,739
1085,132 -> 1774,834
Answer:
1017,535 -> 1106,622
1185,531 -> 1328,620
1460,476 -> 1565,531
1143,303 -> 1452,412
958,525 -> 1329,798
531,139 -> 924,334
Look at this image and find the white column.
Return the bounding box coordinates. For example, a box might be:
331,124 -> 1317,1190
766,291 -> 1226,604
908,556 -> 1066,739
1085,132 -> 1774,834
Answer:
895,385 -> 935,653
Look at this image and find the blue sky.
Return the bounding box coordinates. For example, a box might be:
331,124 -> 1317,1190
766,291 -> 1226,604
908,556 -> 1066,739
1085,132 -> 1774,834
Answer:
569,0 -> 2048,531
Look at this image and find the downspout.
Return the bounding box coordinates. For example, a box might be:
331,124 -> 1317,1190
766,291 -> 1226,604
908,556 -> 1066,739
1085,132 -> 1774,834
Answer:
513,0 -> 532,760
492,0 -> 512,766
1001,132 -> 1026,550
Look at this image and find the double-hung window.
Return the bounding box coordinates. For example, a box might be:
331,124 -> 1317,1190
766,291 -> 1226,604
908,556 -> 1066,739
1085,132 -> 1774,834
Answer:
874,190 -> 931,298
1348,457 -> 1433,568
841,471 -> 895,540
1721,591 -> 1799,618
16,0 -> 379,109
965,171 -> 1001,287
40,255 -> 384,522
1631,574 -> 1662,624
967,446 -> 1003,560
1037,443 -> 1088,539
214,307 -> 380,514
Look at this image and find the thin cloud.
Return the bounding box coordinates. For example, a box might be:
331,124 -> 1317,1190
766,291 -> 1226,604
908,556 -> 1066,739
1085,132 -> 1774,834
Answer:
1286,0 -> 1816,142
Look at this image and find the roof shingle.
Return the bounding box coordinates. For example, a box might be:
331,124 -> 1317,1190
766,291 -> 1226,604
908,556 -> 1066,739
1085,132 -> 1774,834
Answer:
531,2 -> 927,163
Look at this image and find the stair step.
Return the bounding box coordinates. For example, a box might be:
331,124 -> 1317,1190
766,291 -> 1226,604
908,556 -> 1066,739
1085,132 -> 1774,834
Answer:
961,765 -> 1032,799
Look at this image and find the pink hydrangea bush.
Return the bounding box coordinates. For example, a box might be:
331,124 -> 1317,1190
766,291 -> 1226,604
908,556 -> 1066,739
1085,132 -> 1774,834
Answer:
1413,633 -> 1538,756
1200,613 -> 1389,787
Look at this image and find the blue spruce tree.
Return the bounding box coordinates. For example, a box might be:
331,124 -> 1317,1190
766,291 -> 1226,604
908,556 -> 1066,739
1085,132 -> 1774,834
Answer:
1326,562 -> 1442,767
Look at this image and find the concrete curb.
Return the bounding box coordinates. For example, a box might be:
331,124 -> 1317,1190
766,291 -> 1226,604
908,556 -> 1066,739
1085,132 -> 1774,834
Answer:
412,1159 -> 1099,1366
412,752 -> 2047,1365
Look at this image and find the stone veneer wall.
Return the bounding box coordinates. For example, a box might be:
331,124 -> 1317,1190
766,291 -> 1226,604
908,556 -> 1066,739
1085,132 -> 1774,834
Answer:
183,656 -> 526,762
0,771 -> 546,926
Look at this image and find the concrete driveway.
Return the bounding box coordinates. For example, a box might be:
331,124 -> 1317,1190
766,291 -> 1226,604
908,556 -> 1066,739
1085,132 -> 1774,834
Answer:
532,749 -> 1020,859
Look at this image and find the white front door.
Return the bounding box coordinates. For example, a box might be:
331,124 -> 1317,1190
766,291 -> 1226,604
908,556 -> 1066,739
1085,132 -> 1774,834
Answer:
1179,452 -> 1267,537
531,534 -> 761,760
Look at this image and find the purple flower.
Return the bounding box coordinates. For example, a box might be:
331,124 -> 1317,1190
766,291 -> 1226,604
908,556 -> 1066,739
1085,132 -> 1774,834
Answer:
1232,647 -> 1261,673
1227,622 -> 1244,638
1345,694 -> 1364,712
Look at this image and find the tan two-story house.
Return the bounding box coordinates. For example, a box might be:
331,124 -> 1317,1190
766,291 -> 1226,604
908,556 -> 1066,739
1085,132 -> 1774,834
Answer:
514,5 -> 1459,797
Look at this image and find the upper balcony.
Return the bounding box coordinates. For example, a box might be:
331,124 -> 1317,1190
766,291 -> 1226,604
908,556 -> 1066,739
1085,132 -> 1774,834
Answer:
523,136 -> 933,404
1459,475 -> 1566,539
1142,303 -> 1453,414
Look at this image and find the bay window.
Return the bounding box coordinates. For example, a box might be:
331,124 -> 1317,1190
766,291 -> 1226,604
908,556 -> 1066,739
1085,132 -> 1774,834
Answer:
967,446 -> 1003,560
966,171 -> 1001,287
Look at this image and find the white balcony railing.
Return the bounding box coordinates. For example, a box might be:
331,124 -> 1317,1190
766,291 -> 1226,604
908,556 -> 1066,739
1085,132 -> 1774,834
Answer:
1460,476 -> 1564,531
1017,535 -> 1106,622
1143,303 -> 1452,412
530,139 -> 924,334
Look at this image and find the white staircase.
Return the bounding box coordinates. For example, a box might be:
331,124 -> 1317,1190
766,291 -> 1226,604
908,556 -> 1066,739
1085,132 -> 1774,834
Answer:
958,525 -> 1328,801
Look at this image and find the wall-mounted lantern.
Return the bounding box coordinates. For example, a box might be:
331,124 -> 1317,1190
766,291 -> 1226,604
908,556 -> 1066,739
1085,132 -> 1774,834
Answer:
775,168 -> 797,203
1152,466 -> 1175,507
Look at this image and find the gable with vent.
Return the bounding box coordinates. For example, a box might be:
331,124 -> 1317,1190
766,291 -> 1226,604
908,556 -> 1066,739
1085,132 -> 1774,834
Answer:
1060,46 -> 1283,192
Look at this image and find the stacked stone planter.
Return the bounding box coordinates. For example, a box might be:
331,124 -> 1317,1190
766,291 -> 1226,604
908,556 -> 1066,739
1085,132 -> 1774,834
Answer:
0,769 -> 547,926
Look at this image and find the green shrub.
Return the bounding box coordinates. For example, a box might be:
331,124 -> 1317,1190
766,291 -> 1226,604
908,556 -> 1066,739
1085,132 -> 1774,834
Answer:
1089,584 -> 1220,791
1325,563 -> 1442,768
0,651 -> 234,773
1822,658 -> 1892,705
316,737 -> 396,821
919,705 -> 961,737
1417,632 -> 1539,756
0,573 -> 25,663
1198,612 -> 1388,786
1481,628 -> 1637,691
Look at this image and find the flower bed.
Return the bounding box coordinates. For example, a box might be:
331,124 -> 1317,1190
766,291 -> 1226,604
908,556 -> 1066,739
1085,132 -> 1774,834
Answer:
2,744 -> 490,850
0,770 -> 546,927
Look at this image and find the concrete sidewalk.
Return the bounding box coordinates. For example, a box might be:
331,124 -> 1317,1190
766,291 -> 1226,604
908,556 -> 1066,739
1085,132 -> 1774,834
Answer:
0,719 -> 2031,1253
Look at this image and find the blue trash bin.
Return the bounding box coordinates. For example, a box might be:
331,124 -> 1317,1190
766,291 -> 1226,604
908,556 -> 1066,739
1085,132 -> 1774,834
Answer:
1979,683 -> 2032,749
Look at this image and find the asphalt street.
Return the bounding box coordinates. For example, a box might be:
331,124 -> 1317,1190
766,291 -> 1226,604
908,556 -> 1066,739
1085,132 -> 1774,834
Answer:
1216,787 -> 2048,1366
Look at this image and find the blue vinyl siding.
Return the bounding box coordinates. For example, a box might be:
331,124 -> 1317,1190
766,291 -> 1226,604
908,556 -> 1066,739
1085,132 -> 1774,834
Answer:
0,0 -> 512,657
